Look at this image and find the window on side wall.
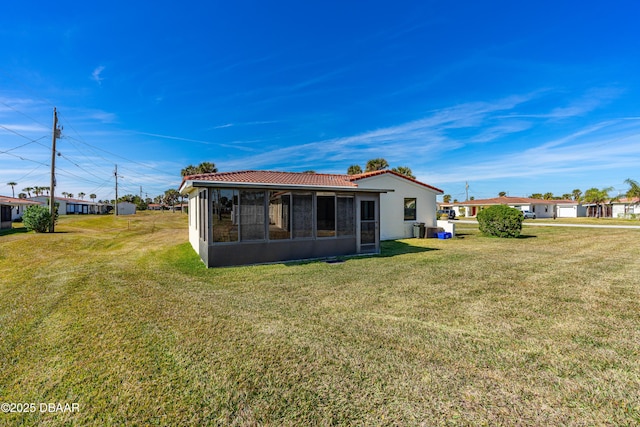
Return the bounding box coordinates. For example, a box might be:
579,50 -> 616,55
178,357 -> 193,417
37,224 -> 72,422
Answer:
404,198 -> 417,221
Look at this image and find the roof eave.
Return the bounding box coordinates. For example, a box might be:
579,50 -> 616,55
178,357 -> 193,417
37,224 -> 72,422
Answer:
184,180 -> 392,193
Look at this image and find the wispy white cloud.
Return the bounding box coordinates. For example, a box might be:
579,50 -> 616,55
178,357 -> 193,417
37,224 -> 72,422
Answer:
223,94 -> 535,171
91,65 -> 106,85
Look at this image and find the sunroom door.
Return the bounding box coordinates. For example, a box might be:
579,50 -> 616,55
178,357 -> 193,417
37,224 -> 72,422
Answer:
357,196 -> 379,253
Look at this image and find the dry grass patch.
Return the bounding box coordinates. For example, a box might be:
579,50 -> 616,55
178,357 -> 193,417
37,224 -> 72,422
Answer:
1,214 -> 639,425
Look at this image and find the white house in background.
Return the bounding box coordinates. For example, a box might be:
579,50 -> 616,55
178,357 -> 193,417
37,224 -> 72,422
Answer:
611,197 -> 640,218
178,169 -> 443,267
0,196 -> 42,229
29,196 -> 110,215
349,170 -> 443,240
450,196 -> 584,218
117,202 -> 137,215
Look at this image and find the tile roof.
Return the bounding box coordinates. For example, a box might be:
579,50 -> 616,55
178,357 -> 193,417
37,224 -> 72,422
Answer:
455,196 -> 576,206
182,169 -> 443,193
0,195 -> 42,205
612,197 -> 640,203
349,169 -> 444,193
186,170 -> 358,187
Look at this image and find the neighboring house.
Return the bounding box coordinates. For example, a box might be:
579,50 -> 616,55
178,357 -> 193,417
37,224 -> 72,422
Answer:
611,197 -> 640,218
29,196 -> 110,215
148,203 -> 165,211
179,170 -> 442,267
588,197 -> 640,218
0,196 -> 42,230
117,202 -> 137,215
451,196 -> 584,218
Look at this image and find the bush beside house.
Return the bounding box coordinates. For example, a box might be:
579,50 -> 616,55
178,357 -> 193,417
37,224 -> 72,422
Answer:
22,205 -> 56,233
477,205 -> 523,238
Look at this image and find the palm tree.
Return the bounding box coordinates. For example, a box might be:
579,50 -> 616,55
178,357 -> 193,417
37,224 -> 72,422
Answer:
90,194 -> 97,203
164,189 -> 180,212
583,187 -> 613,218
22,187 -> 33,197
572,189 -> 582,202
391,166 -> 415,179
61,192 -> 69,199
181,162 -> 218,177
365,158 -> 389,172
42,186 -> 50,196
543,192 -> 554,200
443,194 -> 452,203
198,162 -> 218,174
78,192 -> 86,200
347,165 -> 362,175
181,165 -> 199,177
498,191 -> 507,197
624,178 -> 640,200
18,193 -> 27,199
7,182 -> 17,198
530,193 -> 543,199
67,193 -> 74,199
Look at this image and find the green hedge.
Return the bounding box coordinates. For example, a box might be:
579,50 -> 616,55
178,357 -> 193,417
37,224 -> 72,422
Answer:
22,205 -> 55,233
476,205 -> 523,238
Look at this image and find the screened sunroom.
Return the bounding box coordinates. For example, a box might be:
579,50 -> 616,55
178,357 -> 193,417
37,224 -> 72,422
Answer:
179,171 -> 389,267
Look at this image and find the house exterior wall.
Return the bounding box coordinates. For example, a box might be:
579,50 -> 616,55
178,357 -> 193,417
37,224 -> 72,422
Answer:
355,174 -> 439,240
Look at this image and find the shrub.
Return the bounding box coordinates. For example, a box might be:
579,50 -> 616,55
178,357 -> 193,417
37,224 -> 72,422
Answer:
476,205 -> 523,238
22,205 -> 55,233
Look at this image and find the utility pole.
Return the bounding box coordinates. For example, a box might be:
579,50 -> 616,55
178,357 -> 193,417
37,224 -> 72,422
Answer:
465,181 -> 469,201
114,164 -> 119,216
49,108 -> 60,232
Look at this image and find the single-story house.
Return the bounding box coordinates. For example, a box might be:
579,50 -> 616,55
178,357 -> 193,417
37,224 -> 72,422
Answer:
449,196 -> 584,218
179,170 -> 443,267
611,197 -> 640,218
117,202 -> 137,215
148,203 -> 166,211
29,196 -> 110,215
0,196 -> 42,229
585,197 -> 640,218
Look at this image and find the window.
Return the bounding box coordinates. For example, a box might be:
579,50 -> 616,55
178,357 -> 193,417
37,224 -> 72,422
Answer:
1,205 -> 11,222
199,190 -> 207,241
269,191 -> 291,240
404,198 -> 417,221
292,193 -> 313,238
239,190 -> 265,241
212,189 -> 238,242
316,194 -> 336,237
336,196 -> 355,236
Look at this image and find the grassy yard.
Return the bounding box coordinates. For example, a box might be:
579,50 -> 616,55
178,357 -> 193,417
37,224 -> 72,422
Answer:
1,213 -> 639,425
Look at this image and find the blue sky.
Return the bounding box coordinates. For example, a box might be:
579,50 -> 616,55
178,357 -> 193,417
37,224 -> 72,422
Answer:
2,1 -> 640,202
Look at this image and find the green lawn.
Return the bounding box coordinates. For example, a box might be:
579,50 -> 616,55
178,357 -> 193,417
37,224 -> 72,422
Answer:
1,213 -> 639,425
